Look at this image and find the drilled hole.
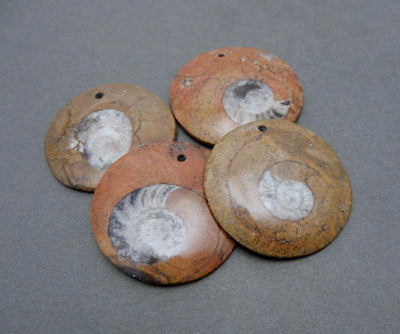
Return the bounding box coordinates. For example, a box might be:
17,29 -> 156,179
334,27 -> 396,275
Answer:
258,125 -> 267,133
177,154 -> 186,162
218,54 -> 225,57
95,92 -> 104,99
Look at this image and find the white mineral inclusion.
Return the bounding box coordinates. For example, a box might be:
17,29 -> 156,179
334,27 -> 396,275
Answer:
222,79 -> 290,124
109,184 -> 186,264
259,53 -> 274,61
69,109 -> 132,170
258,171 -> 314,221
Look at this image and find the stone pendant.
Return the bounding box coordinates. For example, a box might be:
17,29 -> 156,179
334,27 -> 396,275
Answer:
204,120 -> 352,258
45,83 -> 176,191
91,142 -> 235,285
170,46 -> 303,146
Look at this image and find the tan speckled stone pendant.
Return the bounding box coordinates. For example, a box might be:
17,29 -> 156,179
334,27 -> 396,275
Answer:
170,46 -> 303,146
45,83 -> 176,192
204,120 -> 352,258
91,142 -> 235,285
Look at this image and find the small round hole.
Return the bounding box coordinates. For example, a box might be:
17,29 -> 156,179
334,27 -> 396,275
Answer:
218,54 -> 225,57
95,92 -> 104,99
177,154 -> 186,162
258,125 -> 267,133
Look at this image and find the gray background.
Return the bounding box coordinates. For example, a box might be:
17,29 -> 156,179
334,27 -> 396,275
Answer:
1,0 -> 399,333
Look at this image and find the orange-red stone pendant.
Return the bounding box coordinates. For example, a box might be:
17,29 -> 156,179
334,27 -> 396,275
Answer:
204,120 -> 352,258
91,142 -> 235,285
170,46 -> 303,146
45,83 -> 176,192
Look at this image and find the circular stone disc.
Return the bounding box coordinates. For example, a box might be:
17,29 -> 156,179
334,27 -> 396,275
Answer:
45,83 -> 176,191
170,46 -> 303,146
204,120 -> 352,258
91,142 -> 235,285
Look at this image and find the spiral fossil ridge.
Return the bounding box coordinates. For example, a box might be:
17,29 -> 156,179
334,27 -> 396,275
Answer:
222,79 -> 290,124
258,170 -> 314,221
108,184 -> 186,264
69,109 -> 133,170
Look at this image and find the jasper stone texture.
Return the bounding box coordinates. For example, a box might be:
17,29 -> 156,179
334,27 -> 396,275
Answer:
204,120 -> 352,258
91,142 -> 235,285
45,83 -> 176,192
170,46 -> 303,146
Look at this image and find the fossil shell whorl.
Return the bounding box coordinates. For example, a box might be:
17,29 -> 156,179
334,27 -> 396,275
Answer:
108,184 -> 186,264
69,109 -> 133,170
258,170 -> 314,221
222,79 -> 290,124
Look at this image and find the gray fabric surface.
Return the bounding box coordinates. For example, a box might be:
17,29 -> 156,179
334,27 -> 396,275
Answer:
1,1 -> 399,333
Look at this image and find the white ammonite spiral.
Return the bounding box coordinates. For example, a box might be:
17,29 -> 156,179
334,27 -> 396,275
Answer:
258,170 -> 314,221
69,109 -> 133,170
222,79 -> 291,124
108,184 -> 186,264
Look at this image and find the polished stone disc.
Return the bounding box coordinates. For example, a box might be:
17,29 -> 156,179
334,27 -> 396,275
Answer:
170,46 -> 303,146
45,83 -> 176,191
204,120 -> 352,258
91,142 -> 235,285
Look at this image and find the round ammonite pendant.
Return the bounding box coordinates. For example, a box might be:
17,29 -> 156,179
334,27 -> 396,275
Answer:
45,83 -> 176,191
91,142 -> 235,285
204,120 -> 352,258
170,46 -> 303,146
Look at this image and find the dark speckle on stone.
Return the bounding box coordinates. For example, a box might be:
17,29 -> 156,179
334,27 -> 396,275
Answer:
272,109 -> 285,118
233,81 -> 261,99
130,189 -> 140,205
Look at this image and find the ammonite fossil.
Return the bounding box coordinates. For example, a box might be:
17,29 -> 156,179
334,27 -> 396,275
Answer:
170,46 -> 303,146
108,184 -> 186,264
45,83 -> 176,191
91,142 -> 235,285
204,120 -> 352,258
258,169 -> 314,221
